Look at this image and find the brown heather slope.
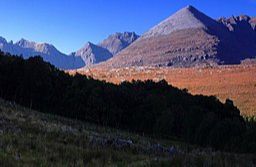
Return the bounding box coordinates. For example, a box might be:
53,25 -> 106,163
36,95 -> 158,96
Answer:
70,64 -> 256,116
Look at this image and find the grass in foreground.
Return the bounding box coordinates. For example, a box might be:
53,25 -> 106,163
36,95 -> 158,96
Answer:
0,99 -> 255,167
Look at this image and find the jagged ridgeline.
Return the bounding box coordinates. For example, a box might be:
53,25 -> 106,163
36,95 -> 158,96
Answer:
0,51 -> 255,153
0,32 -> 140,69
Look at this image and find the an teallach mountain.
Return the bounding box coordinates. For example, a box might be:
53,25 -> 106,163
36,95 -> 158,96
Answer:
1,6 -> 255,69
100,5 -> 256,68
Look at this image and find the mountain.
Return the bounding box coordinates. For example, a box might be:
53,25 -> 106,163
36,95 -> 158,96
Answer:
71,42 -> 113,66
99,6 -> 256,68
0,32 -> 139,69
218,16 -> 256,61
72,32 -> 139,67
99,32 -> 139,55
0,37 -> 85,69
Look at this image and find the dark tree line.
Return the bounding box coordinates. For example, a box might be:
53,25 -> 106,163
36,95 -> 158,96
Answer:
0,51 -> 255,153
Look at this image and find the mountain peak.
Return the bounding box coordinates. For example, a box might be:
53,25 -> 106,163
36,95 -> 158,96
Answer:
99,32 -> 139,55
101,32 -> 139,44
75,42 -> 112,66
79,42 -> 97,51
86,42 -> 94,47
0,36 -> 7,43
19,38 -> 28,42
16,38 -> 35,48
15,39 -> 58,55
184,5 -> 197,10
17,38 -> 31,43
100,6 -> 256,68
35,43 -> 57,55
112,32 -> 138,38
142,5 -> 218,38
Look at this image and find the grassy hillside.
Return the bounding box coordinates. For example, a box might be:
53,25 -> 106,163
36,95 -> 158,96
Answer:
0,99 -> 255,167
1,53 -> 251,153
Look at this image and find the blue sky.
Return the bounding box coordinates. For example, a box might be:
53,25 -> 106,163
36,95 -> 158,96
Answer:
0,0 -> 255,54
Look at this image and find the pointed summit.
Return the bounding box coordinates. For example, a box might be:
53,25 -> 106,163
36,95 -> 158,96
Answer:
184,5 -> 199,11
75,42 -> 112,66
142,5 -> 219,38
185,5 -> 194,9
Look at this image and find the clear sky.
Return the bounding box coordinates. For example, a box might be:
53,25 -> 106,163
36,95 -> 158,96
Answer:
0,0 -> 255,54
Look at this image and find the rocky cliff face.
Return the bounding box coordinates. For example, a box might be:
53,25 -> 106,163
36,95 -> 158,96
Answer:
99,6 -> 256,68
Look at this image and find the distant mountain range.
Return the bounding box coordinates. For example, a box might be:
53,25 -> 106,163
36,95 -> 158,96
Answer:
0,37 -> 85,69
0,32 -> 139,69
1,6 -> 255,69
72,32 -> 139,66
100,5 -> 256,68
